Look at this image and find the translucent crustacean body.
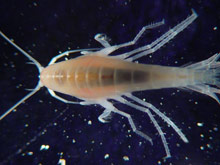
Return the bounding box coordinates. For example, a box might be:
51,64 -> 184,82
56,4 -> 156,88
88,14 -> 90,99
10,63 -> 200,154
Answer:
0,9 -> 219,158
41,54 -> 210,100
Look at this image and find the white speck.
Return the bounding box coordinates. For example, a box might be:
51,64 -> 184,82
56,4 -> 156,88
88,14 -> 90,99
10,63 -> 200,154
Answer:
27,152 -> 33,156
171,92 -> 176,96
200,134 -> 204,138
213,127 -> 218,131
197,122 -> 204,127
104,154 -> 110,159
59,152 -> 64,156
158,160 -> 162,164
33,2 -> 37,6
185,156 -> 188,160
207,143 -> 212,148
123,156 -> 129,161
24,124 -> 29,127
72,139 -> 76,143
213,26 -> 217,30
58,159 -> 66,165
139,141 -> 142,146
200,146 -> 204,150
194,101 -> 198,105
88,120 -> 92,125
40,144 -> 50,151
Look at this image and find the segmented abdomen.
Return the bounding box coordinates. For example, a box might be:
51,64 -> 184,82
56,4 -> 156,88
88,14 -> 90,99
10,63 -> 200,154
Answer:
40,54 -> 196,100
40,55 -> 150,100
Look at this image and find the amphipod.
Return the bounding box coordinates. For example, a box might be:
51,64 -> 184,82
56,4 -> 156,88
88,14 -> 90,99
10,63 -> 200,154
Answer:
1,9 -> 219,158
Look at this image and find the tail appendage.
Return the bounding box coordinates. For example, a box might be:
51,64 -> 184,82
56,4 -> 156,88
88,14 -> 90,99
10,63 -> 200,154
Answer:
184,53 -> 220,104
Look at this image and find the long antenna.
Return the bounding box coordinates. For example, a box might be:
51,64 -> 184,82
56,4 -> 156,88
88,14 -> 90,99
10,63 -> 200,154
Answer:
0,82 -> 42,120
0,30 -> 44,120
0,31 -> 43,73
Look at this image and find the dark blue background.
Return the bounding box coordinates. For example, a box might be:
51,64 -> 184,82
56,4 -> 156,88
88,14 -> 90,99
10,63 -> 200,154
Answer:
0,0 -> 219,164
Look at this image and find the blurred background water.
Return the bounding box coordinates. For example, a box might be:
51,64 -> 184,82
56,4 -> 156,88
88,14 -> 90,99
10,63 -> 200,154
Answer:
0,0 -> 219,164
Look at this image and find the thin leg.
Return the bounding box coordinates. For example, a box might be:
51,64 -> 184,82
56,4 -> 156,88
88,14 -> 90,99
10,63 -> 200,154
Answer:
99,100 -> 153,144
48,89 -> 83,104
98,19 -> 165,56
112,107 -> 153,145
94,33 -> 111,47
118,9 -> 197,61
126,94 -> 188,143
114,96 -> 171,158
48,48 -> 101,65
98,109 -> 112,123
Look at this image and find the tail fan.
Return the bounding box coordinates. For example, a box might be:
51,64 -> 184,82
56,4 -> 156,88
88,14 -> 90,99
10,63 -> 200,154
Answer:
184,53 -> 220,104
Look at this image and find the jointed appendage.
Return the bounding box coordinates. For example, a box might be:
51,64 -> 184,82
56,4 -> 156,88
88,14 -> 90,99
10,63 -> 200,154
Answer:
99,100 -> 153,144
98,9 -> 197,61
114,96 -> 171,158
125,9 -> 197,61
96,19 -> 165,56
127,95 -> 188,143
98,109 -> 112,123
94,33 -> 111,48
48,89 -> 82,104
98,94 -> 189,158
48,48 -> 101,65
